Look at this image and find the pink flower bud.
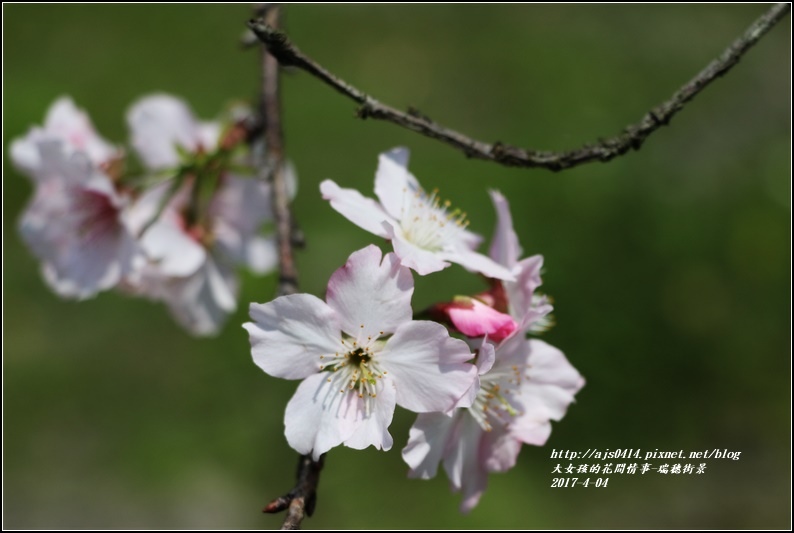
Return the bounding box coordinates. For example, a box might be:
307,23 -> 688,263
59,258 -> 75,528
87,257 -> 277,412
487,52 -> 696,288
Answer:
434,296 -> 518,342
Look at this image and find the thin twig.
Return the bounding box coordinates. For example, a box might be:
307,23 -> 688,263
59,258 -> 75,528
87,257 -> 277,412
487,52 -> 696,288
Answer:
259,4 -> 299,297
255,5 -> 325,530
248,3 -> 790,171
263,454 -> 326,530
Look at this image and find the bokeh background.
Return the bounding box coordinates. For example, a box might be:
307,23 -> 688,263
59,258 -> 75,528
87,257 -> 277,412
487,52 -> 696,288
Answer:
3,4 -> 790,529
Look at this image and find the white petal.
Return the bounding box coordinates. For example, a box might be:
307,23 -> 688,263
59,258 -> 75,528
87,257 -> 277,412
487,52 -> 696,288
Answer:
529,339 -> 584,396
123,182 -> 168,234
481,428 -> 523,473
516,339 -> 584,420
506,254 -> 544,321
140,215 -> 206,277
488,190 -> 522,268
44,96 -> 116,164
210,174 -> 277,274
205,257 -> 237,312
442,413 -> 488,514
508,418 -> 552,447
284,373 -> 362,460
241,235 -> 278,274
374,147 -> 419,220
36,140 -> 95,187
245,293 -> 342,380
197,120 -> 221,152
10,130 -> 44,178
210,174 -> 273,233
344,377 -> 397,452
386,222 -> 450,275
39,222 -> 125,300
127,94 -> 201,169
444,248 -> 516,281
378,321 -> 477,413
320,179 -> 393,238
161,259 -> 238,336
19,172 -> 135,300
452,338 -> 497,410
476,339 -> 497,375
284,159 -> 299,200
402,411 -> 457,480
325,245 -> 413,339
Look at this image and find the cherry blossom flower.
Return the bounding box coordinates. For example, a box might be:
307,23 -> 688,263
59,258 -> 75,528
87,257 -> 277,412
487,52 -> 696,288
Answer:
320,147 -> 514,280
244,245 -> 479,460
122,94 -> 280,335
11,98 -> 139,299
10,96 -> 117,177
127,93 -> 221,171
125,171 -> 277,336
402,335 -> 584,513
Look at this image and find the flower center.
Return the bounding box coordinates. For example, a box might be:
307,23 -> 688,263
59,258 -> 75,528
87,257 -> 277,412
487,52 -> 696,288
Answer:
318,334 -> 388,402
469,363 -> 528,432
74,188 -> 120,244
400,188 -> 468,252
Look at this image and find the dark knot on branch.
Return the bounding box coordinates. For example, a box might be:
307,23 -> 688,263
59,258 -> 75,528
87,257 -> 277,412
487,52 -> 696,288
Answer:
248,19 -> 300,66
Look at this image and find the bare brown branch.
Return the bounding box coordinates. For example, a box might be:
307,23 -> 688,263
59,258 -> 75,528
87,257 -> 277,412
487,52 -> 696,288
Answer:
248,3 -> 790,172
254,5 -> 325,530
263,454 -> 326,530
259,5 -> 299,297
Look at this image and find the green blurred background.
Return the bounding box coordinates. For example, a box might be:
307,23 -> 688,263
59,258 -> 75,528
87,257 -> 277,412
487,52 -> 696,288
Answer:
3,4 -> 790,529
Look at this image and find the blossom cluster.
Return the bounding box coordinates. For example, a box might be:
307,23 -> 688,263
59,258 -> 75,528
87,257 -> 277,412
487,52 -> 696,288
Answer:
245,147 -> 584,512
11,95 -> 288,336
13,95 -> 583,512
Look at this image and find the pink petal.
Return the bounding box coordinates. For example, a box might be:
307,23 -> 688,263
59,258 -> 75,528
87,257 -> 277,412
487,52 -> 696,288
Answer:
444,298 -> 518,342
344,377 -> 397,452
284,373 -> 362,461
320,179 -> 393,239
378,321 -> 477,413
402,411 -> 457,480
488,190 -> 522,269
245,293 -> 342,380
325,245 -> 413,339
373,147 -> 418,220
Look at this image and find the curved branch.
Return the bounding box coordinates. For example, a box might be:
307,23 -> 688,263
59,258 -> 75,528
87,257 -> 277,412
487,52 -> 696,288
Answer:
248,3 -> 790,172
